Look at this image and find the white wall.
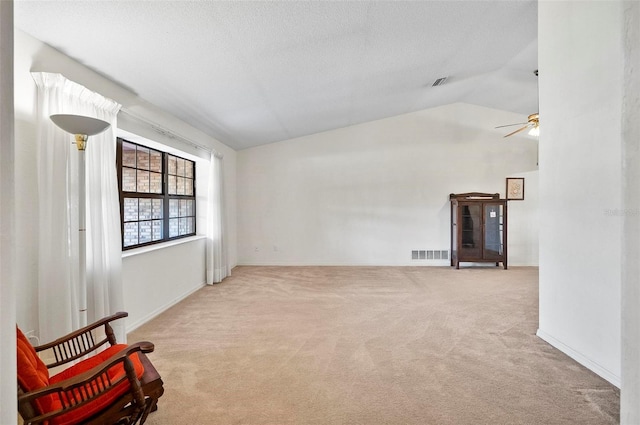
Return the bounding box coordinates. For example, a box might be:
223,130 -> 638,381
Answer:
621,2 -> 640,422
14,30 -> 40,342
0,1 -> 16,423
123,238 -> 206,331
538,1 -> 622,386
238,102 -> 539,266
508,169 -> 539,267
13,29 -> 238,339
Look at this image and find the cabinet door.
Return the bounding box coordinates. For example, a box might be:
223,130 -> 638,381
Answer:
483,203 -> 504,259
459,203 -> 482,259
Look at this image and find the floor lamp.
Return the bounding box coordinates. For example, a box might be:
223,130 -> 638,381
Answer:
50,114 -> 111,328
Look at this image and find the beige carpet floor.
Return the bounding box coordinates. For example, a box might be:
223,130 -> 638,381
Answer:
129,266 -> 619,425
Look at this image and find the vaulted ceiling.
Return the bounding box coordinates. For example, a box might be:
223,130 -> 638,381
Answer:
15,1 -> 538,150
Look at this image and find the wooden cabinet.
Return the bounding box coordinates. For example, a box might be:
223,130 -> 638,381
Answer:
450,193 -> 507,269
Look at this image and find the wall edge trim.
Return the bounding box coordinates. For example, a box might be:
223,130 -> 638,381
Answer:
125,280 -> 206,334
537,328 -> 621,388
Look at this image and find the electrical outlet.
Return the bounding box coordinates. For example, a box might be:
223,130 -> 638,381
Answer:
24,330 -> 40,346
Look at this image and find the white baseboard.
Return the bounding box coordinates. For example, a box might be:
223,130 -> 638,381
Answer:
126,281 -> 206,334
235,261 -> 452,267
536,328 -> 621,388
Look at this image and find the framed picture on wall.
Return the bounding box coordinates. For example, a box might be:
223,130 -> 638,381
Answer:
506,177 -> 525,200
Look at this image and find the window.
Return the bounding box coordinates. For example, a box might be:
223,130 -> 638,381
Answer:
117,138 -> 196,249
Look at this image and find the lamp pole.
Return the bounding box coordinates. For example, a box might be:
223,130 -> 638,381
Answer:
50,114 -> 110,328
76,134 -> 88,327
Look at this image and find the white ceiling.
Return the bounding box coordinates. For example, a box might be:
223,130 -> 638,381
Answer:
15,1 -> 538,150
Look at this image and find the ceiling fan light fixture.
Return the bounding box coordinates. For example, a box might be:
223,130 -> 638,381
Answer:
497,112 -> 539,138
527,113 -> 539,137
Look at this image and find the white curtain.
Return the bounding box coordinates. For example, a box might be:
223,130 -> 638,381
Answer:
33,72 -> 125,343
206,152 -> 229,284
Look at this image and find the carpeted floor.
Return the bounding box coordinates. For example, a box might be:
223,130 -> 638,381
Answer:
129,266 -> 619,424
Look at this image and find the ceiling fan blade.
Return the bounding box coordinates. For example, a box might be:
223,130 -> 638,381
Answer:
503,124 -> 531,138
495,122 -> 528,129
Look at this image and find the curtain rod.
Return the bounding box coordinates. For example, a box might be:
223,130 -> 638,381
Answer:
119,108 -> 223,158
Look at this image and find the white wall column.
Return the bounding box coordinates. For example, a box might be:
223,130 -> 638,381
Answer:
538,1 -> 622,386
0,0 -> 17,423
621,2 -> 640,422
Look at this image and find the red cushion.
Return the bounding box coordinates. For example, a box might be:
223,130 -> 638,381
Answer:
16,327 -> 54,414
48,344 -> 145,425
17,328 -> 145,425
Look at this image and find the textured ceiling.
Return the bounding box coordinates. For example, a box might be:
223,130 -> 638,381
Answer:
15,1 -> 538,150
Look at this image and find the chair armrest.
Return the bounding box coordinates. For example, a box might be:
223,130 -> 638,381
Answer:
18,341 -> 153,424
35,312 -> 129,368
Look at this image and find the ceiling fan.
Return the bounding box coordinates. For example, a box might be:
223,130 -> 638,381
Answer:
496,113 -> 539,138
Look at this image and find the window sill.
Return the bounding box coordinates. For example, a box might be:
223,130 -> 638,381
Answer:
121,235 -> 206,258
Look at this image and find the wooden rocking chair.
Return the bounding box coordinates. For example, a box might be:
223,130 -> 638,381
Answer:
17,312 -> 164,425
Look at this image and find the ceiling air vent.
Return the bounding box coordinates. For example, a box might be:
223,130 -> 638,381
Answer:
432,77 -> 448,87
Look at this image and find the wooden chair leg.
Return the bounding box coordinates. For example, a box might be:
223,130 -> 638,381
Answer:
137,351 -> 164,424
140,391 -> 162,424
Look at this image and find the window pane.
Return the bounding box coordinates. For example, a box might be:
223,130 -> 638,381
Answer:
139,199 -> 152,220
152,220 -> 163,240
185,162 -> 194,178
123,168 -> 136,192
169,199 -> 179,218
186,217 -> 194,234
124,223 -> 138,247
152,199 -> 163,219
184,178 -> 193,196
176,177 -> 185,195
150,150 -> 162,172
122,142 -> 136,167
150,172 -> 162,193
139,221 -> 152,243
137,170 -> 150,193
123,198 -> 138,222
186,199 -> 194,216
168,175 -> 176,195
168,156 -> 176,175
176,158 -> 185,177
179,217 -> 187,235
137,147 -> 150,170
169,218 -> 179,237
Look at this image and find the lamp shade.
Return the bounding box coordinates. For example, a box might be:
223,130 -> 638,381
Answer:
50,114 -> 110,136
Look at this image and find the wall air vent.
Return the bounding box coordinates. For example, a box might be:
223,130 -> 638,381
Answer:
411,250 -> 426,260
412,250 -> 449,260
432,77 -> 448,87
